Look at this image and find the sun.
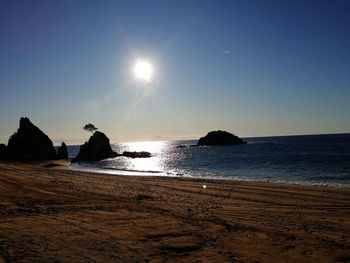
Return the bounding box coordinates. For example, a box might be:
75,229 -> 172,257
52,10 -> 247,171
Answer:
133,60 -> 153,82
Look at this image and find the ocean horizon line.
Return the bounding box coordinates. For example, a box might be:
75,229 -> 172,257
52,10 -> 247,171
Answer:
57,132 -> 350,147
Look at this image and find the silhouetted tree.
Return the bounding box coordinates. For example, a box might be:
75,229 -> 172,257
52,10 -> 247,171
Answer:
83,123 -> 98,134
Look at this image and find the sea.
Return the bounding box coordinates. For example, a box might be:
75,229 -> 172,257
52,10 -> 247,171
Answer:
69,133 -> 350,187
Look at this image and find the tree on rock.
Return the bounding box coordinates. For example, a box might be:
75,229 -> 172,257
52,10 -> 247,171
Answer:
83,123 -> 98,134
71,131 -> 117,162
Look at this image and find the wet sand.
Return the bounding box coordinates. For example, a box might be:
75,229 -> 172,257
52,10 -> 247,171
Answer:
0,161 -> 349,262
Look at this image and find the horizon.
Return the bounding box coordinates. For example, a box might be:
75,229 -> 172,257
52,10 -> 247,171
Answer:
2,115 -> 350,146
57,131 -> 350,146
1,1 -> 350,145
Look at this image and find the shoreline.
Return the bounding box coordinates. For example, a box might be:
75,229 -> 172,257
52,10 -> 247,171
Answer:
1,161 -> 350,262
70,160 -> 350,189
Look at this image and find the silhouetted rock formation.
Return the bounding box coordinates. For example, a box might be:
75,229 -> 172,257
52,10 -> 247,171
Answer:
6,117 -> 56,160
0,144 -> 8,160
56,142 -> 68,159
121,151 -> 151,158
72,131 -> 117,162
197,130 -> 246,146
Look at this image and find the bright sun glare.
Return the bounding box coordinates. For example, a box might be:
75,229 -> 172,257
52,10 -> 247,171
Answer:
133,60 -> 153,82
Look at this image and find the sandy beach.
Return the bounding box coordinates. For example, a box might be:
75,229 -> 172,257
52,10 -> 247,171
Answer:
0,162 -> 349,262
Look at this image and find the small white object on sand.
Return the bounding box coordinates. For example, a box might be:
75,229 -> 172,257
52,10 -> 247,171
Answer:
203,184 -> 207,189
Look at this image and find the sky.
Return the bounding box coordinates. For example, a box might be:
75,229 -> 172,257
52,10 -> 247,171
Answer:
1,0 -> 349,145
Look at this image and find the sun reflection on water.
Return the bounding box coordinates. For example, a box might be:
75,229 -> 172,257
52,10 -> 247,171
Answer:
72,140 -> 190,177
117,141 -> 168,174
124,141 -> 167,153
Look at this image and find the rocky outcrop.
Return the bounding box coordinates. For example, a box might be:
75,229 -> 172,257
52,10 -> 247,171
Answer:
56,142 -> 68,159
6,117 -> 56,160
0,144 -> 8,160
121,151 -> 151,158
71,132 -> 153,162
197,130 -> 246,146
72,131 -> 117,162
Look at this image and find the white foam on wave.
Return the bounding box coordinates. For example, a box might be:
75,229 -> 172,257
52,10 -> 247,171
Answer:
69,162 -> 350,188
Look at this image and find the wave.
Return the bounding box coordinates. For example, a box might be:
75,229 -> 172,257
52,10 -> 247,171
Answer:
101,166 -> 163,174
68,134 -> 350,188
70,162 -> 350,188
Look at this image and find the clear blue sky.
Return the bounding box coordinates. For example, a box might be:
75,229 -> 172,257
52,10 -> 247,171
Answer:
1,0 -> 349,144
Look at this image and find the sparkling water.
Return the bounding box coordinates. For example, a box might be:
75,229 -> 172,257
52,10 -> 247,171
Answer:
69,133 -> 350,187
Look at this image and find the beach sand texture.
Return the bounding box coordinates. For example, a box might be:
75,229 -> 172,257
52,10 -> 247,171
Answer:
0,162 -> 350,262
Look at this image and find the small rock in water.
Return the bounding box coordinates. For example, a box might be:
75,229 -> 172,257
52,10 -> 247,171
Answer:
122,151 -> 151,158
